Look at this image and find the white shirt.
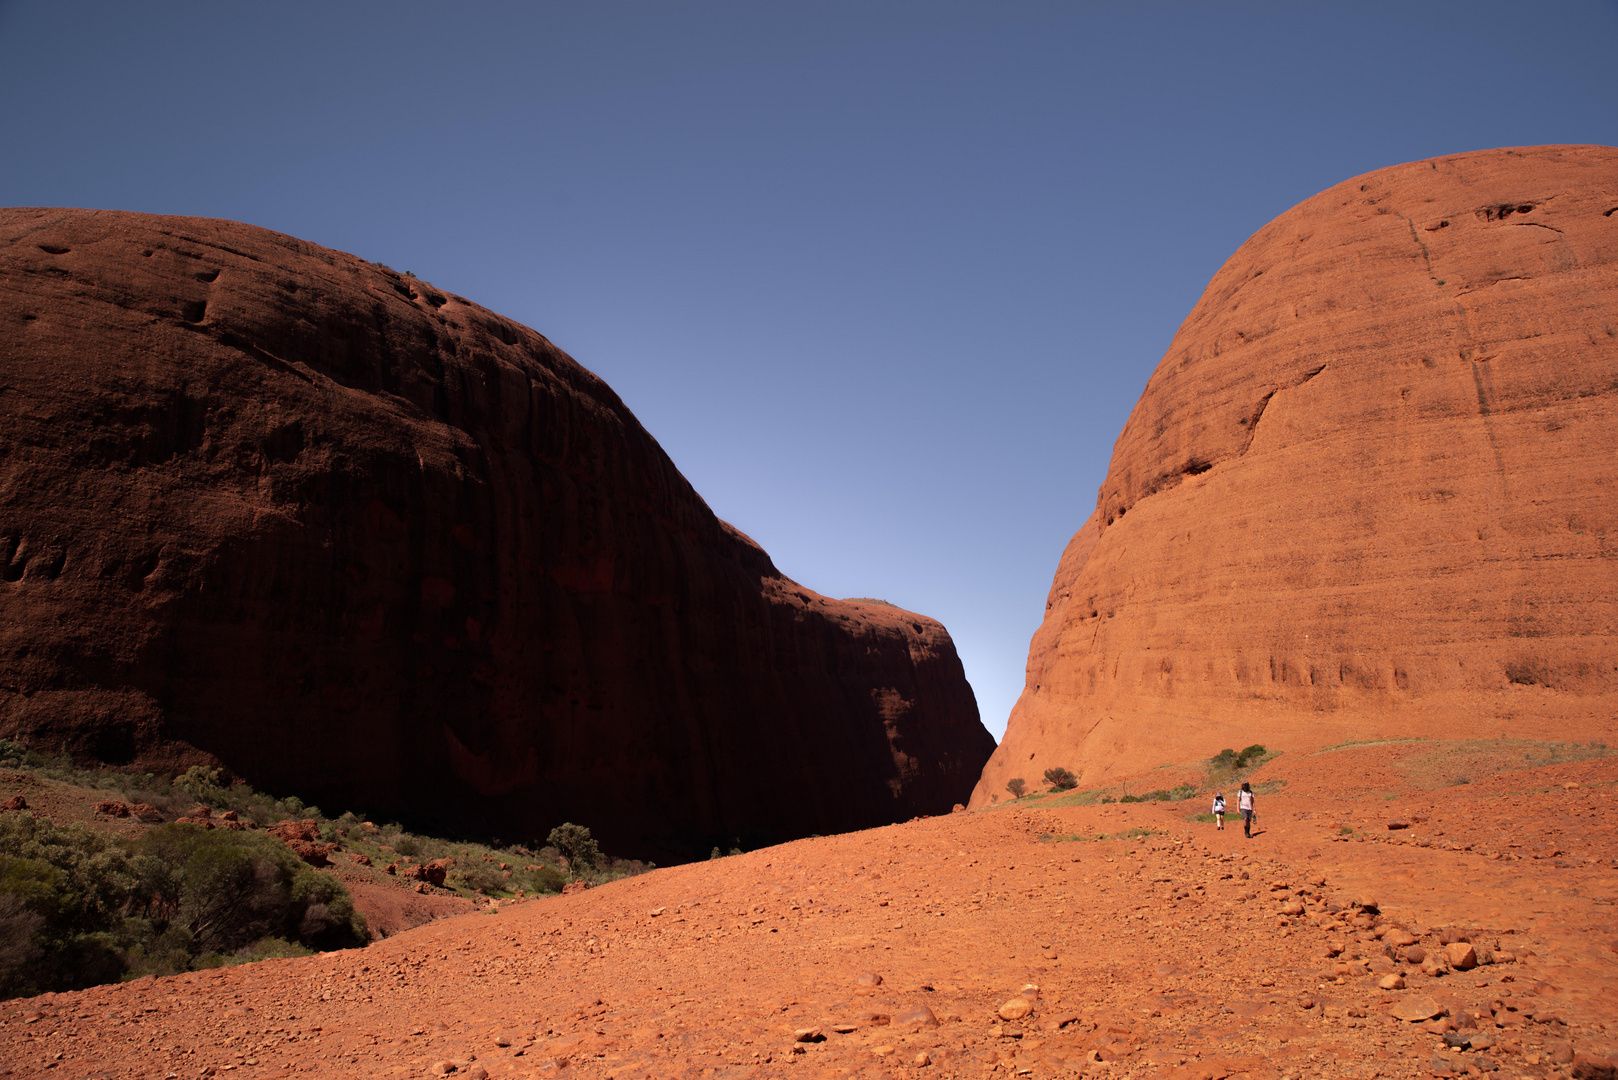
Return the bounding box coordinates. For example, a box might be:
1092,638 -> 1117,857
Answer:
1238,790 -> 1254,811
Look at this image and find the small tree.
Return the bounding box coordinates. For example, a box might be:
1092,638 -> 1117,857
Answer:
1043,767 -> 1077,791
1005,777 -> 1027,798
174,765 -> 227,806
546,823 -> 599,878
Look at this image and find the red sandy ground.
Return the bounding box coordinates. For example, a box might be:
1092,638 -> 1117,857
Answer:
2,743 -> 1614,1080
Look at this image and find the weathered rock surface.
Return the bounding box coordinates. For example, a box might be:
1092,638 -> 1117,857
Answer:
975,145 -> 1618,803
0,208 -> 992,860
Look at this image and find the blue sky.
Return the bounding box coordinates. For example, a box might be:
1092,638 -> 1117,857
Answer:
3,1 -> 1615,739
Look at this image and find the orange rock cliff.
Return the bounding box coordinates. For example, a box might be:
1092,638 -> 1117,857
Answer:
975,145 -> 1618,805
0,208 -> 994,860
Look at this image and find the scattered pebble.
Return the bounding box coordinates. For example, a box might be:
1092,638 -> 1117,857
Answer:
998,997 -> 1033,1021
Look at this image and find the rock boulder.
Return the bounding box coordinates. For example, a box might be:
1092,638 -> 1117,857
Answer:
0,208 -> 993,860
975,145 -> 1618,802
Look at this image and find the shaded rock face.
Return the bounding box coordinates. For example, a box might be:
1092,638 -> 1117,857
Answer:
0,208 -> 993,860
974,145 -> 1618,804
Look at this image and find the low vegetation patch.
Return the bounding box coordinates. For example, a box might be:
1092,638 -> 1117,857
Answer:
0,738 -> 652,999
1099,782 -> 1197,804
0,813 -> 365,999
0,740 -> 648,897
1313,737 -> 1430,754
1038,826 -> 1158,843
1389,738 -> 1613,791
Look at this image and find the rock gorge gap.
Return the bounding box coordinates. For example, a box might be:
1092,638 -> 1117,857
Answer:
976,145 -> 1618,805
0,207 -> 993,862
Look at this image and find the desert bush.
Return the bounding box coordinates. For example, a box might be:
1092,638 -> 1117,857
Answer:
139,824 -> 366,953
548,823 -> 600,873
448,860 -> 505,896
1005,778 -> 1027,798
1213,745 -> 1269,770
1118,783 -> 1196,804
1043,767 -> 1078,791
0,813 -> 365,999
237,936 -> 314,962
174,765 -> 229,806
520,864 -> 568,894
1,733 -> 646,918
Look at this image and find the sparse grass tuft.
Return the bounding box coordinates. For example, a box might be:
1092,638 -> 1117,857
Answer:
1118,783 -> 1197,804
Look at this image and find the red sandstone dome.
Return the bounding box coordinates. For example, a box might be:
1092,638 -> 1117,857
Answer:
975,145 -> 1618,804
0,208 -> 993,859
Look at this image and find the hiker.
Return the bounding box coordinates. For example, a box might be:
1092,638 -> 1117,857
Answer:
1211,792 -> 1226,831
1238,781 -> 1255,838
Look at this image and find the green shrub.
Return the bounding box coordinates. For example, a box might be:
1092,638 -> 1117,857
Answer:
0,733 -> 643,921
1119,785 -> 1192,803
238,936 -> 315,962
174,765 -> 228,806
1043,767 -> 1078,791
1005,778 -> 1027,798
448,860 -> 505,896
1214,745 -> 1269,770
137,824 -> 365,954
0,813 -> 365,999
547,823 -> 599,874
521,864 -> 568,894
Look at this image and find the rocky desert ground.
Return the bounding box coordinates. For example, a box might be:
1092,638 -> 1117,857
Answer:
2,739 -> 1613,1080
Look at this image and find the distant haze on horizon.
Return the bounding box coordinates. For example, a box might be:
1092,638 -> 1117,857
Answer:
3,1 -> 1615,741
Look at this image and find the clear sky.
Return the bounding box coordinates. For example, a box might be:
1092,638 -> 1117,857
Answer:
3,1 -> 1615,740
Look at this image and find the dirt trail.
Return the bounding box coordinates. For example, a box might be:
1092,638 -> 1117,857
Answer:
2,745 -> 1614,1080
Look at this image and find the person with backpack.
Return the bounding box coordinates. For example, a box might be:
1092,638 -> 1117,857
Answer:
1238,782 -> 1256,838
1211,792 -> 1226,831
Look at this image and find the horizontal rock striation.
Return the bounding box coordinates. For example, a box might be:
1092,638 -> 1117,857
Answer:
975,145 -> 1618,804
0,208 -> 992,860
